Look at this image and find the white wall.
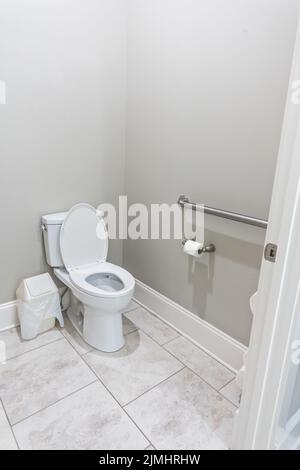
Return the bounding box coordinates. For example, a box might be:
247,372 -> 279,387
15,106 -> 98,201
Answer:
124,0 -> 300,344
0,0 -> 126,302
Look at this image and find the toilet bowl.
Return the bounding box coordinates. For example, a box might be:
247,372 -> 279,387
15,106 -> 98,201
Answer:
42,203 -> 135,352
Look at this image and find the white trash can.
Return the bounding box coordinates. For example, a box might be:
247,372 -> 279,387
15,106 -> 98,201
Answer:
16,273 -> 64,340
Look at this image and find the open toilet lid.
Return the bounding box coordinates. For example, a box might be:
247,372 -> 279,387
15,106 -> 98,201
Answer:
60,203 -> 108,272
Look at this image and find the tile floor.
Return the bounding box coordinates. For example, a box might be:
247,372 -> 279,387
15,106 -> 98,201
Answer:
0,300 -> 239,450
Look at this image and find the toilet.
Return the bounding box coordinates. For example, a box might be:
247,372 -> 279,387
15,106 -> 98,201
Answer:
41,203 -> 135,352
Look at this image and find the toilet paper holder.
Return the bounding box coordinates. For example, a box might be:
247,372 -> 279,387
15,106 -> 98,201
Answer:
182,239 -> 216,255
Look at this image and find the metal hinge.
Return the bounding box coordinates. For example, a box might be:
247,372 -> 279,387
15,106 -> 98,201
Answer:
264,243 -> 278,263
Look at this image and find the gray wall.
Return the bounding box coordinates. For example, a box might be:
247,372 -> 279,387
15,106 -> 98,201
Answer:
0,0 -> 126,303
124,0 -> 300,345
1,1 -> 299,346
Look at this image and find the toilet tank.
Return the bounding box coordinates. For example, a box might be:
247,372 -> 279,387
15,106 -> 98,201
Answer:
41,212 -> 68,267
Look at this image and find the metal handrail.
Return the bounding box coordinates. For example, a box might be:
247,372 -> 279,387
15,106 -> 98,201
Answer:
178,195 -> 268,229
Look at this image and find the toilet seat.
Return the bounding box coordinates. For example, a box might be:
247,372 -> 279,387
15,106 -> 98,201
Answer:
69,262 -> 135,298
60,203 -> 109,272
60,203 -> 134,298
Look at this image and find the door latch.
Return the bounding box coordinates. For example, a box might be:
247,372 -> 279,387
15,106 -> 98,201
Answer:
264,243 -> 278,263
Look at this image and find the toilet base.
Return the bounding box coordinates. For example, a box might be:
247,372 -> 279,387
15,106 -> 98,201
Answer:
67,298 -> 125,353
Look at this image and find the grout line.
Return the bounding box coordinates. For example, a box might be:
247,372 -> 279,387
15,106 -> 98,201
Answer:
122,323 -> 139,336
133,297 -> 238,374
140,328 -> 237,404
139,317 -> 234,376
11,379 -> 99,428
0,397 -> 20,450
59,330 -> 94,355
65,335 -> 154,450
218,379 -> 241,408
160,335 -> 181,347
118,403 -> 153,449
79,329 -> 221,449
79,359 -> 154,447
182,367 -> 238,409
123,366 -> 186,408
219,377 -> 237,393
219,392 -> 240,409
3,327 -> 99,430
97,314 -> 236,405
1,334 -> 65,364
122,304 -> 140,315
124,327 -> 138,335
165,332 -> 235,374
125,307 -> 181,346
131,327 -> 239,414
3,303 -> 236,448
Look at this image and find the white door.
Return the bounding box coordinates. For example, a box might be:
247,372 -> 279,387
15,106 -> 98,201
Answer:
232,20 -> 300,450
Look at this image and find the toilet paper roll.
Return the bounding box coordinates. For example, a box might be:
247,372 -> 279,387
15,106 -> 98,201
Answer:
183,240 -> 204,258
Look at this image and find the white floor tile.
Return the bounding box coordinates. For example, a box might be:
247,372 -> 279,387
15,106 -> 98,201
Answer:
0,339 -> 96,424
220,379 -> 241,407
0,401 -> 17,450
165,336 -> 235,390
125,308 -> 179,345
0,299 -> 237,450
0,327 -> 62,361
13,382 -> 149,450
84,330 -> 183,405
125,368 -> 235,450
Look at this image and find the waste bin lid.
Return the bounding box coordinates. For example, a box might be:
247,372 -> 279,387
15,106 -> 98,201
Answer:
25,273 -> 56,297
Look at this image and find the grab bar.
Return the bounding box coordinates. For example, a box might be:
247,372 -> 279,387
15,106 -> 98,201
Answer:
178,195 -> 268,229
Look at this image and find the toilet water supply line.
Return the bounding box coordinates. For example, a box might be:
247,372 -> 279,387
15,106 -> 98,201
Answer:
60,287 -> 69,312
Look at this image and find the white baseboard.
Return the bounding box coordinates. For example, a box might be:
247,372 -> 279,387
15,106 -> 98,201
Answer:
0,301 -> 19,332
133,279 -> 247,373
